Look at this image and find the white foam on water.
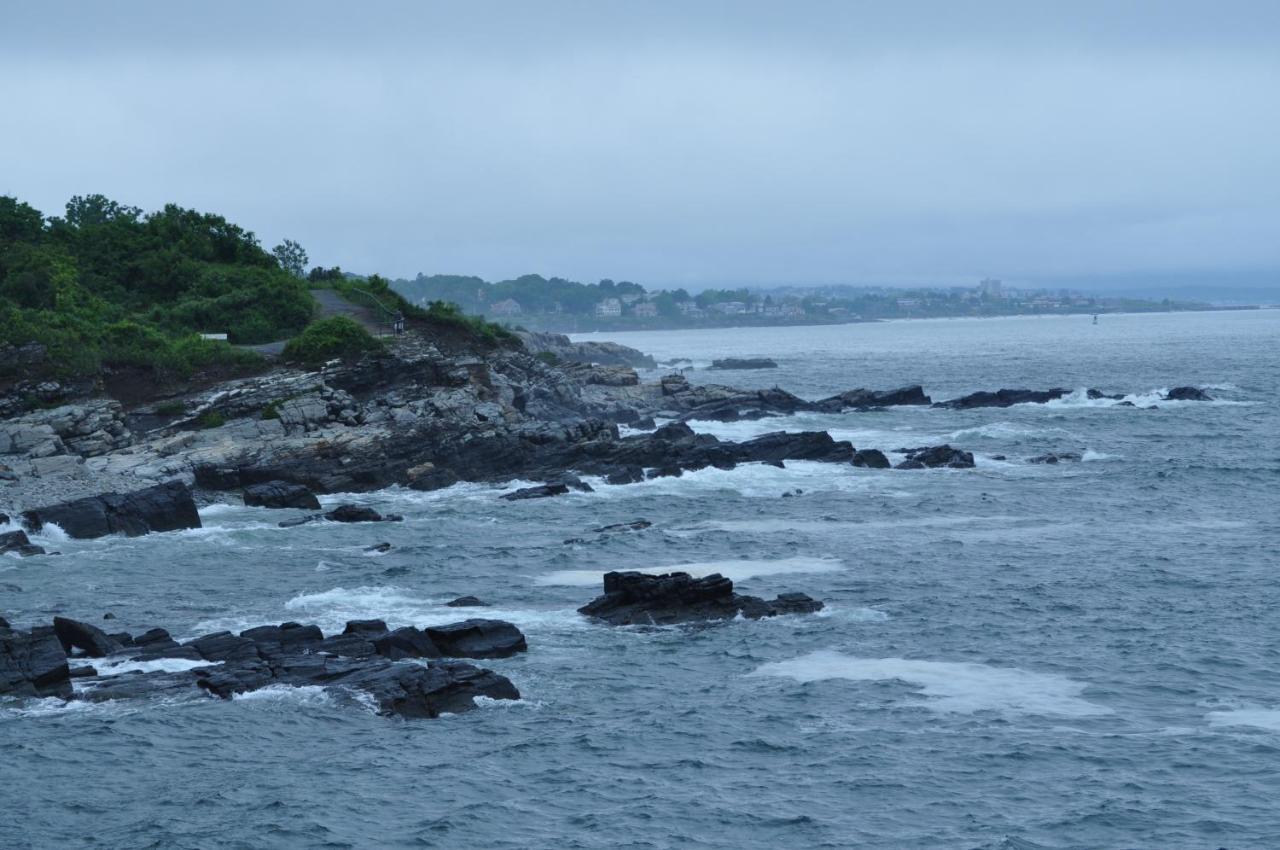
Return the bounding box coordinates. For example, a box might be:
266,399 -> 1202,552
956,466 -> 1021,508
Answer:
750,651 -> 1111,717
281,584 -> 590,634
232,684 -> 339,708
535,555 -> 844,587
1041,387 -> 1253,409
947,421 -> 1069,441
94,656 -> 217,675
674,515 -> 1027,536
1081,448 -> 1119,462
1206,708 -> 1280,732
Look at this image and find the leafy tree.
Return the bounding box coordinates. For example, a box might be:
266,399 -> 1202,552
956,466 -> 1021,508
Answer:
272,239 -> 309,277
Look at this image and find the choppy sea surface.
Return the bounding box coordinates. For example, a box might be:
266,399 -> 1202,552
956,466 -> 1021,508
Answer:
3,310 -> 1279,849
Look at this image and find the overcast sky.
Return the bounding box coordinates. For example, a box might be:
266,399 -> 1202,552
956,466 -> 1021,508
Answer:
2,1 -> 1277,288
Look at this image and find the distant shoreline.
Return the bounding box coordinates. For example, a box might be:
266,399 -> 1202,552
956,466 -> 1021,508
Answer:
529,303 -> 1263,336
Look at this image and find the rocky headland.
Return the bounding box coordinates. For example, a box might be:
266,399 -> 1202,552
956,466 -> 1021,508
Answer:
0,329 -> 1213,533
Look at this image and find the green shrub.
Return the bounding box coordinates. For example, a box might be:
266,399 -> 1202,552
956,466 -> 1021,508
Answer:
261,400 -> 281,420
536,350 -> 559,366
422,300 -> 516,344
197,411 -> 225,429
283,316 -> 383,365
155,400 -> 186,416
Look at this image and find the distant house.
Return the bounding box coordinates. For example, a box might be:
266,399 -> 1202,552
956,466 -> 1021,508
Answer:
631,301 -> 658,318
489,298 -> 523,317
709,301 -> 747,315
896,299 -> 921,309
979,278 -> 1004,298
594,298 -> 623,318
619,292 -> 643,305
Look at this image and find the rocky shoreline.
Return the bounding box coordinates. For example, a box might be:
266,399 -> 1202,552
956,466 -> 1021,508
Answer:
0,329 -> 1212,520
0,329 -> 1219,718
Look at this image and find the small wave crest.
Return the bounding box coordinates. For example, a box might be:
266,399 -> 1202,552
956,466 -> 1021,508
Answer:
1206,708 -> 1280,732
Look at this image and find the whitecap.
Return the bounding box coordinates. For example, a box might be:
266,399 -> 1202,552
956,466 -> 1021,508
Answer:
94,656 -> 217,675
535,555 -> 844,587
280,584 -> 591,634
750,650 -> 1111,717
232,684 -> 340,708
1206,708 -> 1280,732
1081,449 -> 1118,462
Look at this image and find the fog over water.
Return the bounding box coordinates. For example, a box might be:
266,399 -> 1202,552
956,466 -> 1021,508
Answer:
2,2 -> 1278,286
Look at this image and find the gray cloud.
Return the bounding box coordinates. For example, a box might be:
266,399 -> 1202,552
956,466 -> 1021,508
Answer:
2,1 -> 1277,287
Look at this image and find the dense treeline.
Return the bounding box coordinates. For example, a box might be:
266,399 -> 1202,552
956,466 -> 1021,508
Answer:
0,194 -> 315,378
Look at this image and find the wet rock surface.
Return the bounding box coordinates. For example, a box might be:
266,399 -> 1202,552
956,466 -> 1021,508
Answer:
21,480 -> 200,539
242,480 -> 322,510
0,615 -> 525,718
894,445 -> 976,469
578,570 -> 824,626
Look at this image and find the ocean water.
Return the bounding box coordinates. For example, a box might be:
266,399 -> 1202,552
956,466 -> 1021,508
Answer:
3,310 -> 1279,849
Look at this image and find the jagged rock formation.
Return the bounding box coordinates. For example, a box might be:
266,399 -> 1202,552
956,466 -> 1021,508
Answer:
515,331 -> 656,368
1,615 -> 526,719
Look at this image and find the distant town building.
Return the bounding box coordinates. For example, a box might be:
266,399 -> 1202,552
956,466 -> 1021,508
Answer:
896,298 -> 921,309
631,301 -> 658,318
979,278 -> 1004,298
594,298 -> 623,318
488,298 -> 523,316
709,301 -> 747,315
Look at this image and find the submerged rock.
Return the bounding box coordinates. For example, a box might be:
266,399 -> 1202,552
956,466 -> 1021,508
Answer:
500,483 -> 570,501
0,529 -> 45,556
278,504 -> 404,528
1028,452 -> 1082,464
445,596 -> 488,608
21,480 -> 200,539
894,445 -> 975,469
578,570 -> 823,626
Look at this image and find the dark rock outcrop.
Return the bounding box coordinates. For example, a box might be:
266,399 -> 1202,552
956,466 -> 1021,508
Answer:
242,480 -> 322,510
1028,452 -> 1082,464
1,624 -> 72,696
894,445 -> 975,469
325,504 -> 401,523
710,358 -> 778,370
578,570 -> 823,626
445,596 -> 488,608
816,385 -> 931,409
0,529 -> 45,556
424,619 -> 528,659
22,480 -> 200,539
52,616 -> 124,658
851,449 -> 891,469
500,483 -> 570,501
0,625 -> 71,698
6,615 -> 525,719
935,388 -> 1072,409
1163,386 -> 1212,401
278,504 -> 403,528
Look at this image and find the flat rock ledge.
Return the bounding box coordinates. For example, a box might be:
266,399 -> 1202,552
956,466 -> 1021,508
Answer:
1,615 -> 525,719
578,570 -> 823,626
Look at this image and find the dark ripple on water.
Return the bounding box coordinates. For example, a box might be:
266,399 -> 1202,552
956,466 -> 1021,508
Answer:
3,311 -> 1280,848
